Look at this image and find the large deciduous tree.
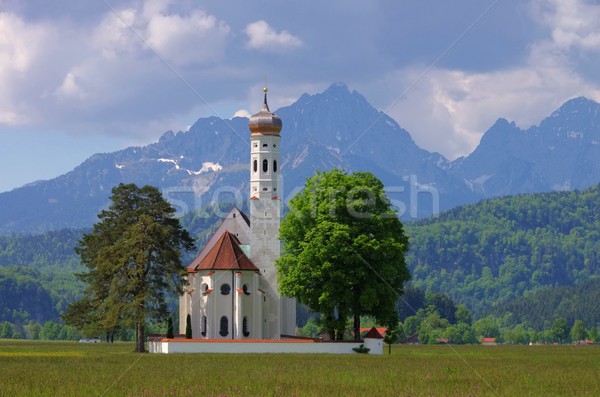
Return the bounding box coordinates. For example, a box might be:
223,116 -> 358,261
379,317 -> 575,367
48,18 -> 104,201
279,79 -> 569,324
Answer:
276,169 -> 410,340
551,317 -> 569,344
64,183 -> 195,352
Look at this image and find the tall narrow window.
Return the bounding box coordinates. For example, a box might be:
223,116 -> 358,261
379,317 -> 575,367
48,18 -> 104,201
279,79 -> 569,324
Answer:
201,316 -> 207,337
273,160 -> 278,173
219,316 -> 229,337
263,159 -> 268,172
243,316 -> 250,337
253,159 -> 257,173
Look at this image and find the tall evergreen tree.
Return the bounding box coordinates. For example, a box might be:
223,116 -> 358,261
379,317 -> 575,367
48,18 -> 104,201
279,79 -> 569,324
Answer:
166,316 -> 174,339
185,314 -> 192,339
64,183 -> 195,352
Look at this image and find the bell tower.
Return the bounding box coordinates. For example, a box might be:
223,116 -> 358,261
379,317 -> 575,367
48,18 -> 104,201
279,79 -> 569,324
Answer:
248,87 -> 295,338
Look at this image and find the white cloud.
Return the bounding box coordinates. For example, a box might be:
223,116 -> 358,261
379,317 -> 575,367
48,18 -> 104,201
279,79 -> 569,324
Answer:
92,7 -> 140,60
0,12 -> 42,72
145,9 -> 230,66
0,12 -> 54,125
533,0 -> 600,51
245,20 -> 302,51
232,109 -> 251,118
92,3 -> 231,66
55,71 -> 86,99
378,0 -> 600,160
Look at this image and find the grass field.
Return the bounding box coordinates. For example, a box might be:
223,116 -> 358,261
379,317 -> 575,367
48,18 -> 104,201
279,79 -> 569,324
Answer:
0,340 -> 599,396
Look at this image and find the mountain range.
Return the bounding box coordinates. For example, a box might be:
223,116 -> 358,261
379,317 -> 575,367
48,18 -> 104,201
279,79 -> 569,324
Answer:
2,83 -> 600,233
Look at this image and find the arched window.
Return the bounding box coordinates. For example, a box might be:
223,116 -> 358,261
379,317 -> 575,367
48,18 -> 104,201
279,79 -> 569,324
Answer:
220,283 -> 231,295
219,316 -> 229,337
201,316 -> 207,337
242,284 -> 250,295
243,316 -> 250,337
273,160 -> 278,173
263,159 -> 268,172
253,159 -> 257,173
201,283 -> 209,293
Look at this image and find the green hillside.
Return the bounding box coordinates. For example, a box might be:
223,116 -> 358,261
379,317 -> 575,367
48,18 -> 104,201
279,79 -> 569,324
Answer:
0,205 -> 230,327
488,277 -> 600,329
406,184 -> 600,315
3,187 -> 600,330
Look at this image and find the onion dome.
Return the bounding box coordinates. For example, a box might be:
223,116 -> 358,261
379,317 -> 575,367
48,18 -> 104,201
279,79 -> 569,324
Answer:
248,87 -> 282,135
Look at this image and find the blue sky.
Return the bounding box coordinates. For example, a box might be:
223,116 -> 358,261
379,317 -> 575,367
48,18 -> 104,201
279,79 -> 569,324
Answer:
1,0 -> 600,192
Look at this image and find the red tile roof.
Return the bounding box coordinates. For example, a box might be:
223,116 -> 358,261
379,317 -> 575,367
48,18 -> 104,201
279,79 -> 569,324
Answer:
186,207 -> 250,273
189,231 -> 259,272
363,327 -> 384,339
360,327 -> 388,336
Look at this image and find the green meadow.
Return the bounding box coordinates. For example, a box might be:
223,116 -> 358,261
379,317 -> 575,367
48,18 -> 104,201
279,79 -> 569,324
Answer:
1,340 -> 599,396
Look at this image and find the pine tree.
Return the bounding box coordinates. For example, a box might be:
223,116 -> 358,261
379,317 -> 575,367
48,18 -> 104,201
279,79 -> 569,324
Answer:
185,314 -> 192,339
166,316 -> 174,339
64,183 -> 195,352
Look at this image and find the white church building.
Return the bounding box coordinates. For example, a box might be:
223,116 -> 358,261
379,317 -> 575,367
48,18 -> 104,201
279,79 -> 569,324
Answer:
149,88 -> 383,354
178,88 -> 296,340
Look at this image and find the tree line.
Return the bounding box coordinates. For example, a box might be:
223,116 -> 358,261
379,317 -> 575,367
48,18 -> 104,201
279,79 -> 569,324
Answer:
4,182 -> 600,339
299,287 -> 600,345
406,184 -> 600,315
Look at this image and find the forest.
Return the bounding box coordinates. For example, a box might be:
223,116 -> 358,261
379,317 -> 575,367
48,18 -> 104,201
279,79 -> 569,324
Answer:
406,184 -> 600,314
2,185 -> 600,341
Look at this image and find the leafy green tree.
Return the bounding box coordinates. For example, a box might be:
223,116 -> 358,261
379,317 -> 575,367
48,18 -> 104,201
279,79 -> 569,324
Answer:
442,324 -> 461,344
403,315 -> 421,337
455,304 -> 472,325
276,170 -> 410,340
64,184 -> 195,352
0,322 -> 13,338
473,316 -> 500,339
459,323 -> 477,344
41,321 -> 61,340
396,285 -> 425,321
571,320 -> 587,342
588,326 -> 598,343
551,317 -> 569,344
383,326 -> 399,354
396,322 -> 406,343
503,323 -> 530,345
24,321 -> 42,340
443,322 -> 476,344
425,292 -> 456,323
300,317 -> 319,337
418,309 -> 449,344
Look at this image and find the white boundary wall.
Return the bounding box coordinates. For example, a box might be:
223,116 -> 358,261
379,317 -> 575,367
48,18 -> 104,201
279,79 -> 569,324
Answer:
148,338 -> 383,355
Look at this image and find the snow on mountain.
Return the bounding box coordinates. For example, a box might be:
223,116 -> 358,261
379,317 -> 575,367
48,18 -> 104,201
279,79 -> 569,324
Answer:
1,85 -> 600,233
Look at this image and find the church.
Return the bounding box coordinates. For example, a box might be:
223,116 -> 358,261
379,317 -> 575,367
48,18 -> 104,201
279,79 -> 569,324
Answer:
179,87 -> 296,340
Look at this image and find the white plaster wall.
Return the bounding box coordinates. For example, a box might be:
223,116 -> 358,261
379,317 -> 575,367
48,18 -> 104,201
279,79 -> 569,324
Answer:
364,338 -> 383,355
148,340 -> 368,354
213,270 -> 235,339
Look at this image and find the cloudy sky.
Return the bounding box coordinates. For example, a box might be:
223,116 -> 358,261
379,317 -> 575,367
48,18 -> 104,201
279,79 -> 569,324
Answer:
1,0 -> 600,192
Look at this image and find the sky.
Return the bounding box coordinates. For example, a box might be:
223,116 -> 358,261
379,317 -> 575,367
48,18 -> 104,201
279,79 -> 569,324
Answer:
1,0 -> 600,193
